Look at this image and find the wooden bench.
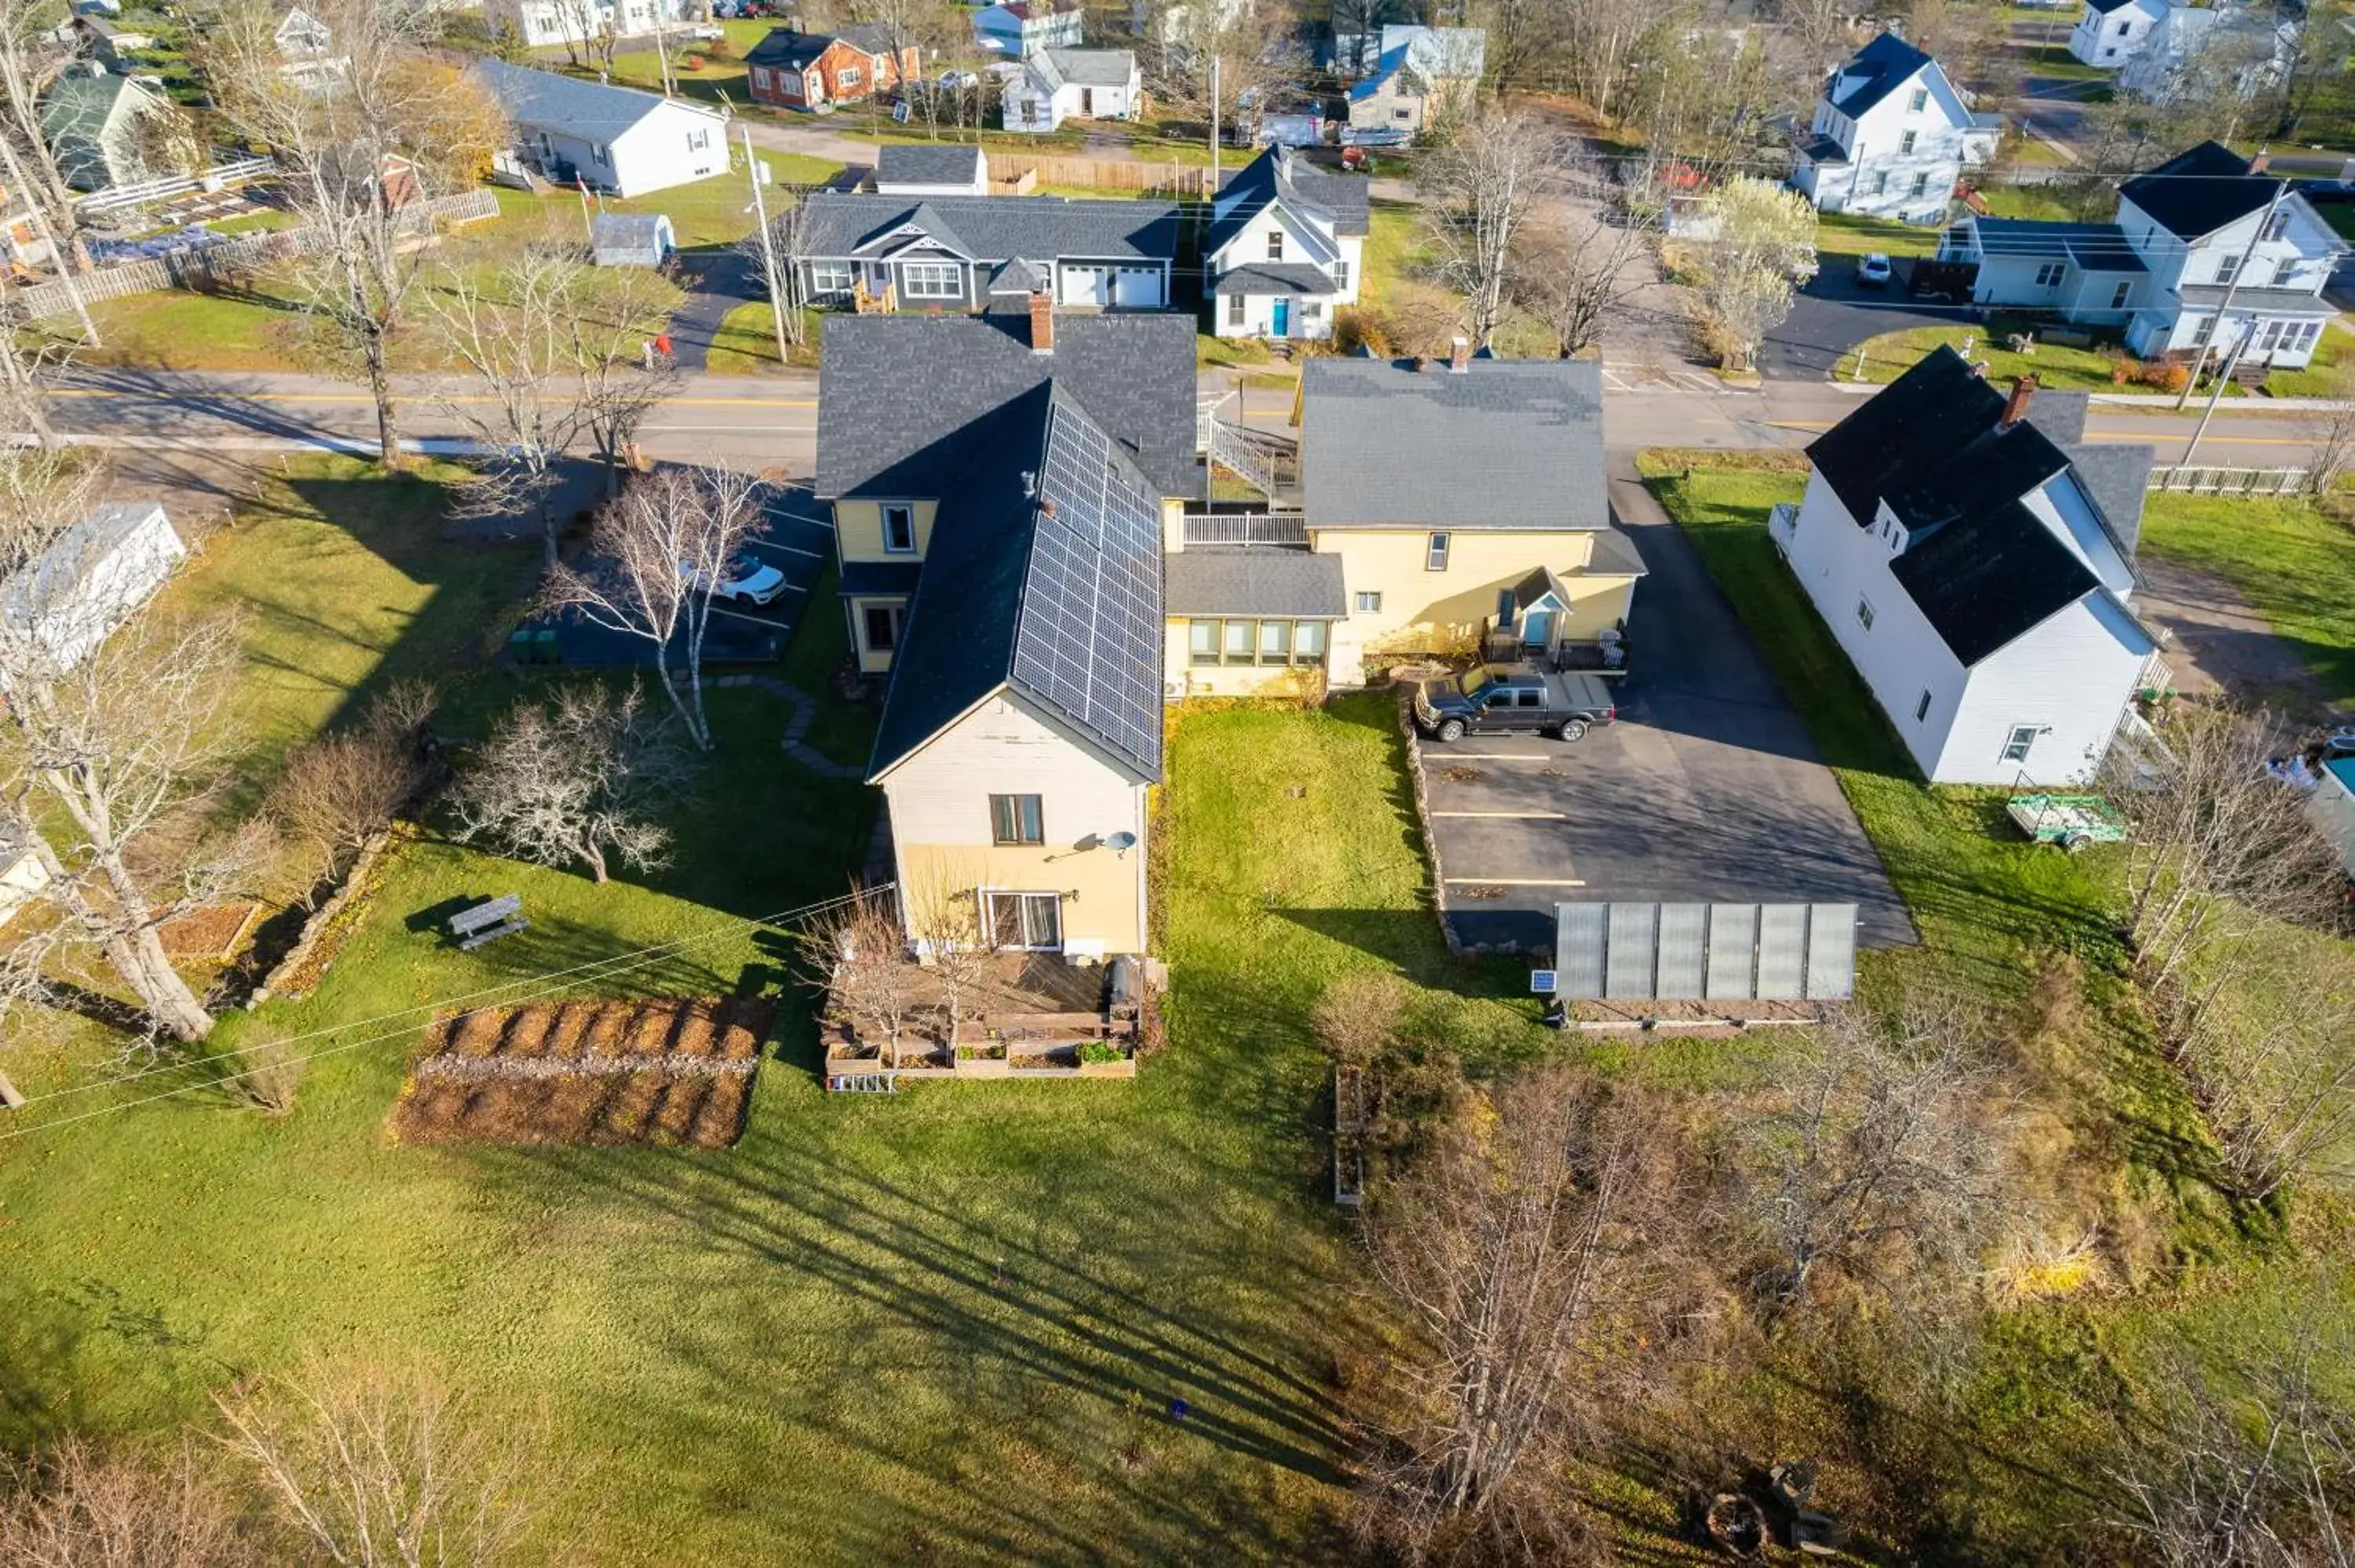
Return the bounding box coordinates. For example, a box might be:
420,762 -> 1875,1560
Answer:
449,895 -> 528,952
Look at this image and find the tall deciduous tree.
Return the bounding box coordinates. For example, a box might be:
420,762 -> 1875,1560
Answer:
447,681 -> 685,884
0,0 -> 93,278
539,465 -> 770,750
1507,180 -> 1659,359
203,0 -> 508,467
1418,107 -> 1569,349
1689,175 -> 1816,370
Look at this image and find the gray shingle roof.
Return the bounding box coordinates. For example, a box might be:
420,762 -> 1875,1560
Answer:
1210,262 -> 1336,295
876,143 -> 984,187
1302,357 -> 1608,531
1031,48 -> 1134,88
1207,145 -> 1371,259
1827,31 -> 1932,119
794,191 -> 1181,267
816,312 -> 1201,505
1165,549 -> 1347,617
467,59 -> 716,140
2060,443 -> 2152,556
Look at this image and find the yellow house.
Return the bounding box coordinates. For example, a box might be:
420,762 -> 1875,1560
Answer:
813,304 -> 1202,957
1164,348 -> 1644,695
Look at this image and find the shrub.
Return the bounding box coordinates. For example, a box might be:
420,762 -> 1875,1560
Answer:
701,35 -> 732,58
225,1033 -> 302,1115
1079,1040 -> 1126,1065
1333,305 -> 1393,358
2135,361 -> 2189,393
682,52 -> 706,69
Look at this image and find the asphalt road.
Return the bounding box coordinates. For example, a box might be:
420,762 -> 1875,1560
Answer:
1757,265 -> 1975,381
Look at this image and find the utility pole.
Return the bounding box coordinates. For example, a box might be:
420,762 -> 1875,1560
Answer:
1210,53 -> 1221,189
743,125 -> 791,368
2178,317 -> 2257,471
2174,168 -> 2282,410
654,22 -> 674,97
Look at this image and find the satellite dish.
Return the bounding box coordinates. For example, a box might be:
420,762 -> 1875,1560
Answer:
1104,831 -> 1138,855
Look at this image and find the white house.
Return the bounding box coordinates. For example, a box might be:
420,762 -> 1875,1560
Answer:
485,0 -> 674,50
1204,144 -> 1366,342
0,829 -> 51,929
1001,49 -> 1140,133
1937,141 -> 2347,370
2118,3 -> 2297,103
972,0 -> 1083,57
2069,0 -> 2167,67
1790,31 -> 1995,224
38,71 -> 176,191
1773,351 -> 2160,786
2,501 -> 184,677
468,60 -> 726,198
874,143 -> 988,195
1340,25 -> 1484,142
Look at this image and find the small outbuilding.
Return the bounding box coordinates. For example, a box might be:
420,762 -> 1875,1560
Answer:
0,828 -> 51,928
590,211 -> 676,268
2,500 -> 185,674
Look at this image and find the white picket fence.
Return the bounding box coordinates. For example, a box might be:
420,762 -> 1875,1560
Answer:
20,188 -> 501,320
2145,465 -> 2312,497
77,152 -> 279,216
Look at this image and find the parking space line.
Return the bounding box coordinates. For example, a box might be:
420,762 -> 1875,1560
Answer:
1429,810 -> 1568,819
1444,877 -> 1586,887
753,541 -> 825,560
1426,752 -> 1557,760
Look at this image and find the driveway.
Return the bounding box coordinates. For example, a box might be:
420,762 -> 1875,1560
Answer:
1417,464 -> 1914,955
1759,261 -> 1975,381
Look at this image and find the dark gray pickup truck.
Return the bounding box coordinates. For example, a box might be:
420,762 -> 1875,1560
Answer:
1413,665 -> 1619,743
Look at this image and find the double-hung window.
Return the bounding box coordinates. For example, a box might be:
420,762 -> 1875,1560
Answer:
901,262 -> 960,298
2034,261 -> 2065,287
1899,129 -> 1917,155
1855,596 -> 1875,632
1266,229 -> 1284,261
1425,531 -> 1450,571
989,793 -> 1044,845
1332,260 -> 1349,292
2111,280 -> 2132,309
861,601 -> 903,653
2214,252 -> 2244,285
2273,257 -> 2299,286
1226,293 -> 1246,326
1909,172 -> 1930,197
1354,591 -> 1382,614
810,261 -> 856,294
1908,87 -> 1927,112
882,504 -> 916,553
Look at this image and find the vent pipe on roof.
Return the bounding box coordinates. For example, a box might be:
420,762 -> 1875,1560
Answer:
1999,374 -> 2037,430
1448,335 -> 1470,373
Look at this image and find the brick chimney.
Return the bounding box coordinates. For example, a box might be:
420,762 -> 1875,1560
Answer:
1028,288 -> 1053,355
1448,335 -> 1471,373
2248,144 -> 2270,175
1039,496 -> 1059,520
1999,374 -> 2037,430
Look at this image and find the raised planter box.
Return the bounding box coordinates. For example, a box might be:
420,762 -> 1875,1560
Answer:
953,1055 -> 1012,1078
1076,1059 -> 1136,1078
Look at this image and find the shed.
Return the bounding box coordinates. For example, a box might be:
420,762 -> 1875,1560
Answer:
1,500 -> 184,674
0,827 -> 50,928
591,212 -> 676,267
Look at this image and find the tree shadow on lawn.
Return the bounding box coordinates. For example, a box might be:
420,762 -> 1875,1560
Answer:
498,1134 -> 1364,1564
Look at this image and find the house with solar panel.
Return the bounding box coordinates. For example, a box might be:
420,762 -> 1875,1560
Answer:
814,300 -> 1199,959
1771,349 -> 2161,786
1788,32 -> 1997,224
1166,344 -> 1647,695
1933,143 -> 2346,370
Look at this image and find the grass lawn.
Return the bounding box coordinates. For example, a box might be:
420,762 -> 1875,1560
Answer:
1974,182 -> 2083,221
1197,334 -> 1274,370
2005,136 -> 2075,168
1363,198 -> 1552,357
2139,490 -> 2355,705
2255,319 -> 2352,399
2022,43 -> 2111,80
1815,210 -> 1944,262
596,20 -> 774,110
702,301 -> 823,374
1839,321 -> 2173,392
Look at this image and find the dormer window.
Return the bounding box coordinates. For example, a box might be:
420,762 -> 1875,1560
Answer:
2264,210 -> 2290,242
1908,87 -> 1927,112
1266,229 -> 1284,261
882,503 -> 917,553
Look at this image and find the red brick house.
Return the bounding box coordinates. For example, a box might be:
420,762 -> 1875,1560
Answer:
745,25 -> 918,111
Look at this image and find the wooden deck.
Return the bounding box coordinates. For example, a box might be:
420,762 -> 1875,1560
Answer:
820,951 -> 1145,1082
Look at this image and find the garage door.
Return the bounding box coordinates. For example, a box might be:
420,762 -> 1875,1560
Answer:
1060,264 -> 1111,306
1112,265 -> 1161,308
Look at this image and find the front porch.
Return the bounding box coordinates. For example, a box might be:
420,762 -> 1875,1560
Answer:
820,950 -> 1150,1086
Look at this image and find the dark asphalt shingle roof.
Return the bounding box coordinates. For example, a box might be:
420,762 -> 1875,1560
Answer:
1973,217 -> 2149,273
1031,48 -> 1135,88
816,312 -> 1201,505
1827,32 -> 1933,119
1806,347 -> 2154,667
2061,443 -> 2152,556
469,59 -> 715,138
794,191 -> 1181,266
1206,145 -> 1371,257
1302,357 -> 1608,531
2119,140 -> 2277,240
839,560 -> 925,596
1165,549 -> 1347,617
875,143 -> 984,187
746,24 -> 896,67
1210,262 -> 1336,295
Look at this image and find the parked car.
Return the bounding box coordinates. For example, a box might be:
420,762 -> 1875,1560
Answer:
1413,665 -> 1618,743
1856,252 -> 1893,288
688,22 -> 725,38
685,556 -> 787,605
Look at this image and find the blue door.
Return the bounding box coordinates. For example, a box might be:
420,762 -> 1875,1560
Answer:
1522,611 -> 1554,648
1271,297 -> 1291,337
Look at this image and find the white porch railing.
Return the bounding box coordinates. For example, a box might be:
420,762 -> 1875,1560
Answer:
1182,512 -> 1307,547
78,152 -> 278,215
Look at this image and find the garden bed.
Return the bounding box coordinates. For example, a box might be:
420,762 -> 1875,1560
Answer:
155,900 -> 266,961
393,995 -> 775,1147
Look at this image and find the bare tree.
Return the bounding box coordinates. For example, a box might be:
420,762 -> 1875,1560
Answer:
447,681 -> 685,884
0,0 -> 94,279
264,680 -> 438,904
0,1438 -> 254,1567
2163,939 -> 2355,1203
2298,364 -> 2355,495
539,465 -> 769,751
1417,108 -> 1570,349
736,181 -> 815,361
908,861 -> 993,1056
1360,1067 -> 1695,1559
203,0 -> 509,467
215,1358 -> 541,1568
1688,175 -> 1818,370
1507,188 -> 1659,359
1735,1001 -> 2014,1316
791,886 -> 918,1069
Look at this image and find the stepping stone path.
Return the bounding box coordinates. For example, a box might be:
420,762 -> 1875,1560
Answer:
700,673 -> 864,779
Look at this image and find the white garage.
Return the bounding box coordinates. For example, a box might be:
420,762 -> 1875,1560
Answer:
1057,260 -> 1167,309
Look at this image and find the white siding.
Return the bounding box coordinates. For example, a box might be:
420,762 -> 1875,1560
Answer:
880,693 -> 1145,848
1801,57 -> 1973,223
602,103 -> 727,197
1931,593 -> 2148,784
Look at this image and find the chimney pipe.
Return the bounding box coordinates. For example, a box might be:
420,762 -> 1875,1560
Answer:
1448,335 -> 1470,372
1028,288 -> 1053,355
1038,496 -> 1059,520
2248,144 -> 2270,175
1999,374 -> 2037,429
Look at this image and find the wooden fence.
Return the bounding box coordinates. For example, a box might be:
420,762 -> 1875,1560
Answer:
2145,465 -> 2313,497
20,188 -> 500,320
978,151 -> 1216,197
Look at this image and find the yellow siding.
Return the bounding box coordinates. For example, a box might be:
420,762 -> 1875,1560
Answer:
1161,619 -> 1329,698
834,498 -> 940,563
1159,496 -> 1186,554
848,596 -> 904,674
1311,528 -> 1637,678
896,842 -> 1146,955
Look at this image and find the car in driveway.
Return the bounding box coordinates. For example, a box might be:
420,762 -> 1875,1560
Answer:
1413,665 -> 1617,743
1856,252 -> 1893,288
686,556 -> 789,606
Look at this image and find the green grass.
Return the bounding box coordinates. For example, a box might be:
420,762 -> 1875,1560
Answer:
701,301 -> 823,374
2022,43 -> 2112,81
1196,334 -> 1273,369
1815,210 -> 1943,261
1973,183 -> 2083,221
2139,491 -> 2355,705
1840,322 -> 2137,391
1362,198 -> 1552,358
2253,319 -> 2351,399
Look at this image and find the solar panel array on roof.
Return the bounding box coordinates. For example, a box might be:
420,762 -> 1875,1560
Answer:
1010,398 -> 1166,779
1551,902 -> 1858,1001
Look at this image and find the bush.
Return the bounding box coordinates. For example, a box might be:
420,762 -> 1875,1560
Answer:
701,35 -> 732,58
224,1033 -> 302,1115
1333,304 -> 1393,357
682,52 -> 706,69
1078,1040 -> 1126,1065
2134,360 -> 2190,393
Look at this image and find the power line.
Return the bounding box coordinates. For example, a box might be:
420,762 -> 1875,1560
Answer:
3,885 -> 881,1117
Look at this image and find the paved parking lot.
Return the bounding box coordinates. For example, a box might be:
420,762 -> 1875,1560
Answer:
1419,469 -> 1915,955
533,487 -> 834,666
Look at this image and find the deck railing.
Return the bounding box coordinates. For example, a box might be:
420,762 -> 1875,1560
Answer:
1181,512 -> 1308,547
